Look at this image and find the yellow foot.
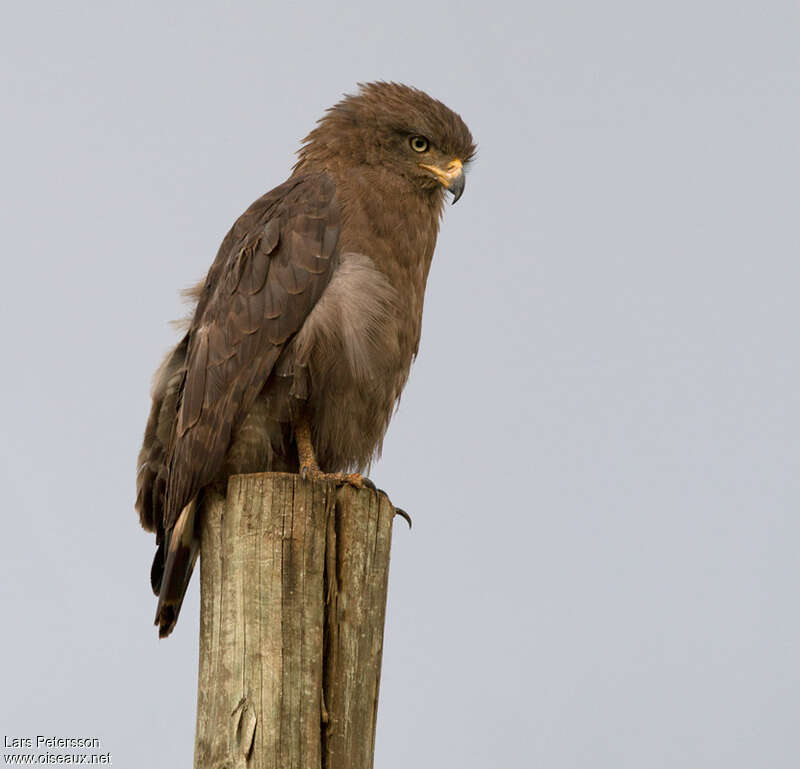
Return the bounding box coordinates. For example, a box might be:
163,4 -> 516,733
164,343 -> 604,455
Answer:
298,466 -> 411,527
299,465 -> 376,491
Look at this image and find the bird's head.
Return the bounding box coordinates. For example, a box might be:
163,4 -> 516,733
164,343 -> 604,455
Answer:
294,82 -> 476,204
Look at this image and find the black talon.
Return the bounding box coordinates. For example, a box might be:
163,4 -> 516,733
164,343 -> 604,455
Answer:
372,487 -> 411,528
362,477 -> 377,492
394,508 -> 412,529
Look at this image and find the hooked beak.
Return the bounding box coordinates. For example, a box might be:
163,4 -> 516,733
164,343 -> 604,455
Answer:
418,158 -> 466,204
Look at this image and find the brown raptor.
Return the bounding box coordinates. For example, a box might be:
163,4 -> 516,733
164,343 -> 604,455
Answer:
135,82 -> 475,637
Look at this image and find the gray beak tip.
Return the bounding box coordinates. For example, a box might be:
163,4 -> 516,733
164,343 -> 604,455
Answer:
449,173 -> 466,205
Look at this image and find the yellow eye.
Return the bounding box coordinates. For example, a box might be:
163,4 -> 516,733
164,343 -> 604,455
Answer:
409,135 -> 429,153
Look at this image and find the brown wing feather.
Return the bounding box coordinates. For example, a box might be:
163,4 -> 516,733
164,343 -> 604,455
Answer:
135,333 -> 189,536
164,172 -> 339,530
149,172 -> 340,635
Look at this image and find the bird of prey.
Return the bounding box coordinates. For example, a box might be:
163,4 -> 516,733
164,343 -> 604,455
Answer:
136,82 -> 475,637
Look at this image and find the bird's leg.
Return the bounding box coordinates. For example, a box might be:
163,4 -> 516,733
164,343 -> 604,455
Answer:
295,415 -> 374,490
295,416 -> 409,525
295,415 -> 318,474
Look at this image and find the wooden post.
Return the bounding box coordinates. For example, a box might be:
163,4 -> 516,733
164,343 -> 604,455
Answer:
194,472 -> 396,769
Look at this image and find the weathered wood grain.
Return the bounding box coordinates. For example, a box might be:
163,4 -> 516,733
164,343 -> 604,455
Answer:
194,473 -> 395,769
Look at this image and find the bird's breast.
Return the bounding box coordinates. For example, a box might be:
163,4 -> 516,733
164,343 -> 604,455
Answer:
289,251 -> 419,470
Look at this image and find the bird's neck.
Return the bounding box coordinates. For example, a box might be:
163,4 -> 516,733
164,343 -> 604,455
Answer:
333,164 -> 443,269
329,164 -> 445,354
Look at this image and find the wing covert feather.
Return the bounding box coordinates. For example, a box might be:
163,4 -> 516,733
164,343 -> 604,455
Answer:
163,173 -> 340,530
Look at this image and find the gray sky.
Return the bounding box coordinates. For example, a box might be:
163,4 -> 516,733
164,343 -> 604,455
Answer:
1,1 -> 798,767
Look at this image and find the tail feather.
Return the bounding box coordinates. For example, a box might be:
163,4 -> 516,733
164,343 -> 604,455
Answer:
154,498 -> 200,638
150,540 -> 166,596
